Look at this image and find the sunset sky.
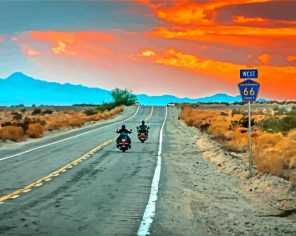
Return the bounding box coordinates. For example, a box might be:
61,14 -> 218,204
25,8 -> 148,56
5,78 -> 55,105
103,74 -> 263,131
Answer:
0,0 -> 295,100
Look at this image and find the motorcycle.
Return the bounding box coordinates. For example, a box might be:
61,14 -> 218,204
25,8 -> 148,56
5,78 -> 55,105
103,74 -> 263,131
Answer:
137,127 -> 149,143
116,130 -> 132,152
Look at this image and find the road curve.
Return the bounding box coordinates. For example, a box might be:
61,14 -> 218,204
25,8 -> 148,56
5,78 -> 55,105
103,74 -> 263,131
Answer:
0,106 -> 167,235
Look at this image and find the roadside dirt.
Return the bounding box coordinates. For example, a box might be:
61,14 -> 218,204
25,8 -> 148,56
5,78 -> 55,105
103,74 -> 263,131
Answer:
152,107 -> 296,236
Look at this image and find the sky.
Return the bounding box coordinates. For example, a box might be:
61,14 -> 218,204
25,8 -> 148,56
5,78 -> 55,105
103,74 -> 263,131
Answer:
0,0 -> 295,100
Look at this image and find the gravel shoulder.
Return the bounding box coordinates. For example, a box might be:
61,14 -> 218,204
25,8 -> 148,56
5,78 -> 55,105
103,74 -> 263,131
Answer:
152,107 -> 296,236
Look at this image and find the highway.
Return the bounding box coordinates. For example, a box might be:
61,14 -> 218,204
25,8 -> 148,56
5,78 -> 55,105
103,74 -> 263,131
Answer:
0,106 -> 167,236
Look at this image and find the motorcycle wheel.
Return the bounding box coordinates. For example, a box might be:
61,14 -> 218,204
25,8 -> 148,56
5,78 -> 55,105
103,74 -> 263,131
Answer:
122,149 -> 126,152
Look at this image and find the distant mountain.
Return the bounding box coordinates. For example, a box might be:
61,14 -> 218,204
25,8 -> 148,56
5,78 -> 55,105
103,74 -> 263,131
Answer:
0,72 -> 112,106
0,72 -> 261,106
136,93 -> 244,105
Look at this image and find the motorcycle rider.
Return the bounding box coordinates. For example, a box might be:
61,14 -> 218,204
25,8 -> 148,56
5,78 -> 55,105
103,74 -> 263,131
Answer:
116,125 -> 132,148
137,120 -> 149,137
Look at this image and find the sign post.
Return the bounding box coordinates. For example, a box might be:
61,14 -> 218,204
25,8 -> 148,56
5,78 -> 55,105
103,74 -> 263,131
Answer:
248,101 -> 252,177
238,69 -> 260,177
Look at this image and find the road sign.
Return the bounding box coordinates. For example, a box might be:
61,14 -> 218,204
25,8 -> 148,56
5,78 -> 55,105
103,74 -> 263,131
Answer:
240,69 -> 258,79
238,79 -> 260,102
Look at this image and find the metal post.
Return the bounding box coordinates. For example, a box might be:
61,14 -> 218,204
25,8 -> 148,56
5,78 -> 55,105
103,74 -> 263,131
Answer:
248,101 -> 253,177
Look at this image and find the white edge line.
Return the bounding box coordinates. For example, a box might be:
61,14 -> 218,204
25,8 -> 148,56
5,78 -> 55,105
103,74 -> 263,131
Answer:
0,106 -> 140,161
137,106 -> 168,236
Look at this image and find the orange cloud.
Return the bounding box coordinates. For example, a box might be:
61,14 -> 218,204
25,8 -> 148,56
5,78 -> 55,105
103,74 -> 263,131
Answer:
152,25 -> 296,39
150,26 -> 296,49
30,31 -> 115,43
142,0 -> 296,51
52,41 -> 76,55
140,49 -> 156,57
287,55 -> 296,62
147,48 -> 296,99
144,0 -> 273,26
19,44 -> 40,57
22,31 -> 117,57
233,16 -> 267,24
258,53 -> 270,65
233,16 -> 296,26
11,36 -> 18,42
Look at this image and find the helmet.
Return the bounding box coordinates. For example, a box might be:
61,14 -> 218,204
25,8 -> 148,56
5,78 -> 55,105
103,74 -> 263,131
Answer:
122,125 -> 126,129
141,120 -> 145,125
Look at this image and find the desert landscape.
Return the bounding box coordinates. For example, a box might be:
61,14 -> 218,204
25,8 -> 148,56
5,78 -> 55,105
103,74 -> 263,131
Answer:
0,106 -> 124,142
180,102 -> 296,185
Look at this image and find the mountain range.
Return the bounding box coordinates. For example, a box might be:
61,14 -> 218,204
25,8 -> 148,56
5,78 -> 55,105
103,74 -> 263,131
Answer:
0,72 -> 252,106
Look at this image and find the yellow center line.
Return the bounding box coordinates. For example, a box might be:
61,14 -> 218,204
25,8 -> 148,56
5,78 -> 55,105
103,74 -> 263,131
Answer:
0,106 -> 155,204
0,139 -> 113,203
145,106 -> 154,122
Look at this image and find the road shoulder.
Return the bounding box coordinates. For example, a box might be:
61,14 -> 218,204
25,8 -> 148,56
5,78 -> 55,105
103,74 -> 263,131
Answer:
152,107 -> 296,235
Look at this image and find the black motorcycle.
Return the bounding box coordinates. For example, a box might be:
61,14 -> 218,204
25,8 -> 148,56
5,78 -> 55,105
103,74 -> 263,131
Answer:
116,130 -> 132,152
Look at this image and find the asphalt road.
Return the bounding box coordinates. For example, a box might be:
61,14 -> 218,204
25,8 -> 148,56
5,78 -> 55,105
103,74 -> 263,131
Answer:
0,106 -> 167,236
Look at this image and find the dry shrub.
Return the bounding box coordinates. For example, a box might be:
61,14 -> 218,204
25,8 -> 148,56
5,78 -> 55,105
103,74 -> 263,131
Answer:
252,114 -> 266,123
0,126 -> 25,142
181,105 -> 296,183
288,128 -> 296,141
253,133 -> 296,179
180,106 -> 218,128
0,106 -> 124,142
210,125 -> 229,139
27,124 -> 44,138
45,114 -> 69,131
100,112 -> 110,120
68,116 -> 85,127
255,147 -> 286,177
224,128 -> 249,152
88,113 -> 102,121
290,175 -> 296,188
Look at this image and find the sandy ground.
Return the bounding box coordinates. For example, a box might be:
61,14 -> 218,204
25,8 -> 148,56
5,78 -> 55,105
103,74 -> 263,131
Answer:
152,107 -> 296,236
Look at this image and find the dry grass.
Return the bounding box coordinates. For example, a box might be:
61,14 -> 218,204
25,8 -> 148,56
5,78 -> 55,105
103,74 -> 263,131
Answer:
27,124 -> 44,138
0,106 -> 124,142
253,133 -> 296,180
287,128 -> 296,141
181,105 -> 296,183
0,126 -> 25,142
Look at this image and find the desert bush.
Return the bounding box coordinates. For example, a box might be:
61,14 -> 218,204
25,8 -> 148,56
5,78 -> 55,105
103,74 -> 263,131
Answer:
0,106 -> 124,142
42,109 -> 54,115
180,106 -> 296,183
253,133 -> 296,180
26,124 -> 44,138
210,125 -> 229,139
11,112 -> 23,121
231,109 -> 241,115
45,113 -> 69,131
32,108 -> 42,115
1,121 -> 12,127
84,109 -> 98,116
262,117 -> 282,133
262,111 -> 296,133
97,102 -> 117,112
0,126 -> 25,142
224,128 -> 248,152
288,129 -> 296,141
111,88 -> 137,106
68,117 -> 85,127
